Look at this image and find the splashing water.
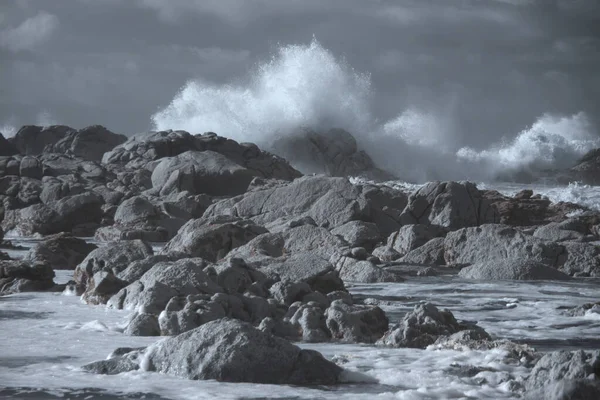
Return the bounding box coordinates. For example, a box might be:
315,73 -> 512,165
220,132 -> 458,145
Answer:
152,38 -> 372,146
152,39 -> 598,183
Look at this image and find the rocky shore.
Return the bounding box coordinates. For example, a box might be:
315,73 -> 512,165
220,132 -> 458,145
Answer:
1,125 -> 599,398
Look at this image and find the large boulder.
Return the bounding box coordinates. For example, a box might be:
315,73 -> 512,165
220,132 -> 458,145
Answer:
1,192 -> 104,236
204,175 -> 407,235
565,148 -> 600,185
161,216 -> 267,262
524,350 -> 600,400
561,242 -> 600,277
43,125 -> 126,161
83,318 -> 343,385
9,125 -> 75,155
73,240 -> 153,287
102,130 -> 300,181
444,224 -> 566,267
387,224 -> 447,256
271,128 -> 393,180
24,233 -> 97,269
0,133 -> 18,156
107,258 -> 221,313
399,181 -> 498,230
151,150 -> 260,196
325,300 -> 389,343
399,237 -> 446,265
378,303 -> 485,348
458,259 -> 570,281
0,260 -> 55,295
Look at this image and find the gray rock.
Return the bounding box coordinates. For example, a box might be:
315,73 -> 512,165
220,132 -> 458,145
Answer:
458,259 -> 570,281
525,350 -> 600,392
269,281 -> 313,305
331,221 -> 381,250
44,125 -> 126,161
399,181 -> 498,230
399,237 -> 446,265
533,221 -> 591,242
205,175 -> 406,235
372,245 -> 401,262
387,224 -> 447,256
325,300 -> 389,343
272,128 -> 393,180
117,253 -> 187,283
124,312 -> 161,336
158,296 -> 227,336
24,233 -> 97,270
84,318 -> 343,384
444,224 -> 566,267
288,302 -> 330,342
82,270 -> 128,305
378,303 -> 470,348
151,150 -> 259,196
0,133 -> 18,156
562,302 -> 600,317
0,260 -> 55,295
333,256 -> 404,283
19,156 -> 43,179
74,240 -> 153,287
11,125 -> 75,155
161,216 -> 267,262
108,258 -> 221,313
524,380 -> 600,400
259,252 -> 345,294
561,242 -> 600,277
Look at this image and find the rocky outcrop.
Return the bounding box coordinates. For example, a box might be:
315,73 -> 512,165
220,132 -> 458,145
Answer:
444,224 -> 565,267
24,233 -> 97,269
161,216 -> 267,261
0,260 -> 55,295
524,350 -> 600,400
43,125 -> 126,161
377,303 -> 487,348
458,259 -> 570,281
83,318 -> 344,385
204,175 -> 407,235
73,240 -> 153,287
9,125 -> 75,156
0,133 -> 18,156
399,181 -> 498,230
564,148 -> 600,185
387,224 -> 447,256
271,128 -> 393,180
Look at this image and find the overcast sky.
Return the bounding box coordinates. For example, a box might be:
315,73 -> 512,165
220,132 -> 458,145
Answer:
1,0 -> 599,152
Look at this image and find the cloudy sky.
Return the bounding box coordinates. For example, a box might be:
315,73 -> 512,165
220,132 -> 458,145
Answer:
1,0 -> 599,155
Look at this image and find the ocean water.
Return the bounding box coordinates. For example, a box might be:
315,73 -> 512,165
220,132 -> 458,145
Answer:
1,181 -> 600,400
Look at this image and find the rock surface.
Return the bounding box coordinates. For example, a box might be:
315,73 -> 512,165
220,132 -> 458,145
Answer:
24,233 -> 97,269
83,318 -> 343,385
458,259 -> 570,281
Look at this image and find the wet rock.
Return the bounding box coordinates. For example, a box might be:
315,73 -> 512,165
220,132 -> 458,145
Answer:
158,296 -> 227,336
117,253 -> 188,283
82,270 -> 128,305
562,301 -> 600,317
458,259 -> 570,281
124,312 -> 161,336
444,224 -> 566,267
533,220 -> 593,242
524,350 -> 600,398
161,216 -> 267,262
24,233 -> 97,270
0,260 -> 55,295
378,303 -> 479,348
287,302 -> 330,342
325,300 -> 389,343
107,258 -> 221,313
399,181 -> 498,230
272,128 -> 393,180
566,148 -> 600,185
269,281 -> 313,306
84,318 -> 343,384
387,224 -> 447,256
74,240 -> 153,287
399,237 -> 446,265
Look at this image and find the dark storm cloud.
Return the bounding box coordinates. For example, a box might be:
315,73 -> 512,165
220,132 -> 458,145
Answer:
0,0 -> 598,148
